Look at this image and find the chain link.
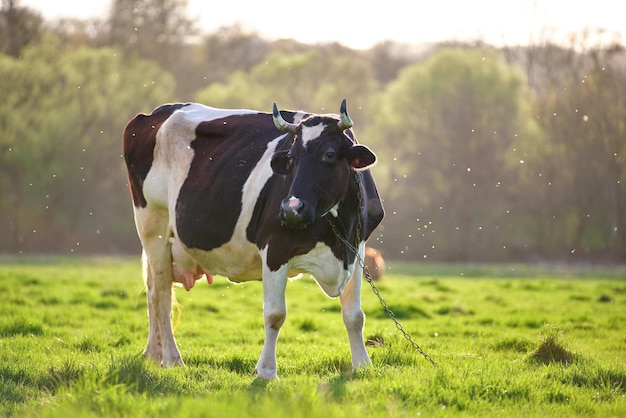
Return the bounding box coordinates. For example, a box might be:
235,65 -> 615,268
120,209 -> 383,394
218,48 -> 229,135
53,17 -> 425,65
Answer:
328,172 -> 438,367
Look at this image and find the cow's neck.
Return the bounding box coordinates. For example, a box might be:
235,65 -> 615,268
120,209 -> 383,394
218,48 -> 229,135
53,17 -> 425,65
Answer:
325,171 -> 364,268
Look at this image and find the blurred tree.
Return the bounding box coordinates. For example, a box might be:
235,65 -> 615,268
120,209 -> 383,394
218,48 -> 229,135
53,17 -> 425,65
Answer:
0,35 -> 176,253
367,48 -> 540,261
198,24 -> 272,85
195,47 -> 380,124
533,50 -> 626,259
108,0 -> 195,55
107,0 -> 195,95
506,30 -> 626,260
47,17 -> 109,48
365,41 -> 430,84
0,0 -> 43,56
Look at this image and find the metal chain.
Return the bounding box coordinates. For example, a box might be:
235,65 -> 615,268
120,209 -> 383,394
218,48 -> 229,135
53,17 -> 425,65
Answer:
361,258 -> 439,367
329,172 -> 438,367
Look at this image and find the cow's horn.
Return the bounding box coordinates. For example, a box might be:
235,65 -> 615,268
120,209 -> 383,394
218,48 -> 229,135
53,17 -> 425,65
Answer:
338,98 -> 353,130
272,103 -> 298,133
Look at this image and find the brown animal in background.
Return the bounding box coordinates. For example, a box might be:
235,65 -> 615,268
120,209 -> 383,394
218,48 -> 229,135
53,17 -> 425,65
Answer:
363,247 -> 385,281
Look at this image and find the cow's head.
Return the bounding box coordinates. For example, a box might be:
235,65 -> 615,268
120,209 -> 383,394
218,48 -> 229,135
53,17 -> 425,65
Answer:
271,100 -> 377,228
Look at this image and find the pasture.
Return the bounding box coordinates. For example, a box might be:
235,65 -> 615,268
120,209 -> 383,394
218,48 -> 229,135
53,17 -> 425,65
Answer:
0,257 -> 624,417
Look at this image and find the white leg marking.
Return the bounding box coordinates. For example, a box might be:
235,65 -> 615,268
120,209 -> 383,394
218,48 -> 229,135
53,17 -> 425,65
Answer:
152,245 -> 184,367
340,244 -> 371,370
255,253 -> 288,380
136,208 -> 184,367
143,250 -> 162,362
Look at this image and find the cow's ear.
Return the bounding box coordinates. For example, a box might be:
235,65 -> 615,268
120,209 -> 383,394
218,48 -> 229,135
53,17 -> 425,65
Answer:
271,151 -> 294,175
347,144 -> 376,170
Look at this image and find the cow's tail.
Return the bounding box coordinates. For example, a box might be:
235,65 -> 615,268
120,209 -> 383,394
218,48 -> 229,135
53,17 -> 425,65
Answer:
141,250 -> 183,331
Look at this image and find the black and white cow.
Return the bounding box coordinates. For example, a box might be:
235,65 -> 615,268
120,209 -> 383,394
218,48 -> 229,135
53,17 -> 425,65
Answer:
123,100 -> 384,379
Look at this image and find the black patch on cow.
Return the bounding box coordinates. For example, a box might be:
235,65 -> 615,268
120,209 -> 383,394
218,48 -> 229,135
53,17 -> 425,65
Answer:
123,103 -> 189,207
175,113 -> 284,251
340,131 -> 384,244
357,169 -> 384,239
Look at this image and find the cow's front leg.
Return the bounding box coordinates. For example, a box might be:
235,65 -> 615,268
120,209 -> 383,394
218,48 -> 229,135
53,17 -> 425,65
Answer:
255,263 -> 288,380
340,245 -> 371,371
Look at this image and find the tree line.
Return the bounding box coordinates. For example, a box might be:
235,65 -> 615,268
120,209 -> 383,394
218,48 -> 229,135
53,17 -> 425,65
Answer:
1,0 -> 624,262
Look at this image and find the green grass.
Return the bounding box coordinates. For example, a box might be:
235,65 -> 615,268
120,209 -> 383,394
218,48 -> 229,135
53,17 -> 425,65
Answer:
0,256 -> 624,417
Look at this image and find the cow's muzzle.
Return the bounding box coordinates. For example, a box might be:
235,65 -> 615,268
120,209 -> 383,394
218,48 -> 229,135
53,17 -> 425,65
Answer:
279,197 -> 313,228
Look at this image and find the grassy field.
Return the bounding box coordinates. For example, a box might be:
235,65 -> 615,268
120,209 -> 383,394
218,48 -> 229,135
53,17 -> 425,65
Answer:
0,257 -> 624,417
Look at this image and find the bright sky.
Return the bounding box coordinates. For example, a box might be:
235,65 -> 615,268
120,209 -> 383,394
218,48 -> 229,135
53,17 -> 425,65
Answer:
21,0 -> 625,49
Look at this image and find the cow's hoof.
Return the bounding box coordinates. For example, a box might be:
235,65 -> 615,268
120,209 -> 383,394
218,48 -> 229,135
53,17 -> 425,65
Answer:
254,367 -> 278,380
162,357 -> 185,368
143,350 -> 163,363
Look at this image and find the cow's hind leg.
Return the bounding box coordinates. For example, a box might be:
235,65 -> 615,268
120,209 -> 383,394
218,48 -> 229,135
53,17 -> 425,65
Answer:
142,250 -> 162,362
136,207 -> 184,367
255,261 -> 288,380
340,245 -> 371,371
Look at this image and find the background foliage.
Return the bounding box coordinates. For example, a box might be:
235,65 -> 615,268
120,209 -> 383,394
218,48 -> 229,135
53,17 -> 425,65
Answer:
1,0 -> 625,262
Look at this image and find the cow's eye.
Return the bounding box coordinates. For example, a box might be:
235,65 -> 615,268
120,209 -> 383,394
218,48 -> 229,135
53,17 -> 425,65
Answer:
322,151 -> 336,163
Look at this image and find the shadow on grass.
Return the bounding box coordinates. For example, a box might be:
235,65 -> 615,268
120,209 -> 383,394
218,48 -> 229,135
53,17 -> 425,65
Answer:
0,318 -> 44,338
317,374 -> 350,400
186,352 -> 256,376
367,303 -> 431,319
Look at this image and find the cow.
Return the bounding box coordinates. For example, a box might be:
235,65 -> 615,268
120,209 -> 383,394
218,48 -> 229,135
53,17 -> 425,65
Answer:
364,247 -> 385,281
123,100 -> 384,380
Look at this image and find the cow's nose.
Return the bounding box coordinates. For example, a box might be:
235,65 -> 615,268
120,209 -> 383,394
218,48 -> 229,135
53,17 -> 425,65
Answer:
279,197 -> 311,227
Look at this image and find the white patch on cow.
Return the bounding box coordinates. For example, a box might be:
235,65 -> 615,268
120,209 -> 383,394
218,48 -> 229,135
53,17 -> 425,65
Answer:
300,122 -> 326,148
257,239 -> 354,298
288,242 -> 355,298
231,135 -> 284,245
180,102 -> 258,126
292,111 -> 307,124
